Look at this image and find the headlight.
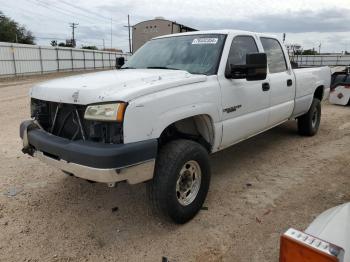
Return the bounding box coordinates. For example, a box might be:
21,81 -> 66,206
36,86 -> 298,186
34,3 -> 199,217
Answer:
84,103 -> 127,122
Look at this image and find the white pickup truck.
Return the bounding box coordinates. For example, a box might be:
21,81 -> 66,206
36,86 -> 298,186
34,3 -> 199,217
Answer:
20,30 -> 331,223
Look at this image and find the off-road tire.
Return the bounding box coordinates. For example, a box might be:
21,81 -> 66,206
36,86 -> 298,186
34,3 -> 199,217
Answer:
298,98 -> 321,136
147,139 -> 211,224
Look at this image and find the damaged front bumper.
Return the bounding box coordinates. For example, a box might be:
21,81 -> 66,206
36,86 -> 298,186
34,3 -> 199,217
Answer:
20,120 -> 157,184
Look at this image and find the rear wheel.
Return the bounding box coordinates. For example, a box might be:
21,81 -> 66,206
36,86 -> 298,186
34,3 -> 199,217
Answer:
297,98 -> 321,136
147,139 -> 211,224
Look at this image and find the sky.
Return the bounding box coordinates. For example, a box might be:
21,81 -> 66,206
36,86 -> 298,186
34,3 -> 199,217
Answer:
1,0 -> 350,53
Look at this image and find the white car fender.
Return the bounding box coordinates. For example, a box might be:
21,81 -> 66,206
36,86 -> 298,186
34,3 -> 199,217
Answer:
123,78 -> 222,148
124,101 -> 221,143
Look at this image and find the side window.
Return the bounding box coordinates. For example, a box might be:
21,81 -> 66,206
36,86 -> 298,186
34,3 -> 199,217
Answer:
260,38 -> 288,73
226,36 -> 258,67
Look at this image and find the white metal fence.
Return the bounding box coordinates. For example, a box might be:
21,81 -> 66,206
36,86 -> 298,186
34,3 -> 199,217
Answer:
291,55 -> 350,67
0,42 -> 129,77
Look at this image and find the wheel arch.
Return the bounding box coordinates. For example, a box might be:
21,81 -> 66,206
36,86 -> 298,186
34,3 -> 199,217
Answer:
314,85 -> 325,101
158,114 -> 216,152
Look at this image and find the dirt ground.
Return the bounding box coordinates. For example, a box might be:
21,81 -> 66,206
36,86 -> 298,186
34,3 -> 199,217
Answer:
0,72 -> 349,262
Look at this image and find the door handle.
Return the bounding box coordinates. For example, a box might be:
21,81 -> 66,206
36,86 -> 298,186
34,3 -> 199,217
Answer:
262,82 -> 270,91
287,79 -> 293,86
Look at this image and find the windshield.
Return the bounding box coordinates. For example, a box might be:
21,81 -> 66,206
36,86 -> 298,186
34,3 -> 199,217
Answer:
123,34 -> 227,75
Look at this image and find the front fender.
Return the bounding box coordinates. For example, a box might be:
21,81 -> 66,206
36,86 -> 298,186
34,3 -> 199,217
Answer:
124,101 -> 221,143
122,78 -> 222,144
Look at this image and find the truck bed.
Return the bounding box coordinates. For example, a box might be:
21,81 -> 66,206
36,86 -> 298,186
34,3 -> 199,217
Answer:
292,66 -> 331,117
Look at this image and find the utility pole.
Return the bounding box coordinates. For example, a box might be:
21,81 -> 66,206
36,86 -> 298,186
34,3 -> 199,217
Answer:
318,43 -> 321,54
69,22 -> 78,47
124,14 -> 132,53
110,18 -> 113,49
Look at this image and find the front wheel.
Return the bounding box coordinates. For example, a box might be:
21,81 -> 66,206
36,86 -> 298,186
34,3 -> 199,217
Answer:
147,139 -> 211,224
297,98 -> 321,136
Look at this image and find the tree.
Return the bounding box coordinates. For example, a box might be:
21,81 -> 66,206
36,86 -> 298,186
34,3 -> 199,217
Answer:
82,45 -> 98,50
50,40 -> 57,47
58,41 -> 73,47
0,11 -> 35,44
302,49 -> 318,55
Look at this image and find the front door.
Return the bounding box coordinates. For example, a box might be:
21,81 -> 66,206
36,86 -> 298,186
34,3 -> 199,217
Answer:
219,35 -> 270,149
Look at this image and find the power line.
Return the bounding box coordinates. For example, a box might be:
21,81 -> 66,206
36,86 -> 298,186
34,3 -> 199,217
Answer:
27,0 -> 107,25
4,0 -> 125,50
2,2 -> 112,48
59,0 -> 111,22
4,0 -> 106,27
25,0 -> 114,45
1,1 -> 69,25
27,0 -> 82,21
38,0 -> 109,24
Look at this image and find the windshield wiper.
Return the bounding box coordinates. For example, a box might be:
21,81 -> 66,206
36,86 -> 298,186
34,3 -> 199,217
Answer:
147,66 -> 181,70
121,66 -> 136,69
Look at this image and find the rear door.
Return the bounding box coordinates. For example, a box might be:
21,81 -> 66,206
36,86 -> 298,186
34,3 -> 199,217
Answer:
219,35 -> 270,148
260,37 -> 296,127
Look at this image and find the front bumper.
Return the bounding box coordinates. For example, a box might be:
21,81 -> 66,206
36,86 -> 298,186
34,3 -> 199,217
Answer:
20,120 -> 157,184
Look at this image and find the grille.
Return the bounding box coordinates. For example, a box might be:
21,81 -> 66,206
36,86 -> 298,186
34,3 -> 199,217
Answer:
31,98 -> 123,144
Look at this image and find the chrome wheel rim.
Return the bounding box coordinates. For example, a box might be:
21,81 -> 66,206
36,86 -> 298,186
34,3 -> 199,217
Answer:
311,109 -> 318,128
176,160 -> 202,206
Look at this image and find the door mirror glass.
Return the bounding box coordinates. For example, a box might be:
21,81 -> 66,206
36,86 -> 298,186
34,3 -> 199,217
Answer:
116,57 -> 125,69
228,53 -> 267,81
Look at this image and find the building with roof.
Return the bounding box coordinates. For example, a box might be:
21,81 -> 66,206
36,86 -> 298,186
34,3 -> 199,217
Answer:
132,17 -> 197,53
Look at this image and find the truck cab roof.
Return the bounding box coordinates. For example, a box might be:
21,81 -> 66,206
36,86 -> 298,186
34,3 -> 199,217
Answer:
154,29 -> 279,40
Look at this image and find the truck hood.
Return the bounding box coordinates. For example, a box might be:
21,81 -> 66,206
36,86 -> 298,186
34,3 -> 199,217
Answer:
30,69 -> 207,104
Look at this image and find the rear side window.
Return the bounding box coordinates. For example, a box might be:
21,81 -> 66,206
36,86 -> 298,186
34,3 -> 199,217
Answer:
226,36 -> 258,66
260,37 -> 287,73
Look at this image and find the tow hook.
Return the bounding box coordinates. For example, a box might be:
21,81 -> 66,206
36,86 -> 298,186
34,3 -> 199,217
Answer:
22,146 -> 34,156
20,120 -> 39,156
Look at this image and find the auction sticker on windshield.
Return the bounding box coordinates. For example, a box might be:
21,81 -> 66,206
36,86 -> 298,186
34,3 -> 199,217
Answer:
192,38 -> 218,45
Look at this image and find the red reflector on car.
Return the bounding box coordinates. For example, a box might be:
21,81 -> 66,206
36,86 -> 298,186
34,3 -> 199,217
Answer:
279,228 -> 344,262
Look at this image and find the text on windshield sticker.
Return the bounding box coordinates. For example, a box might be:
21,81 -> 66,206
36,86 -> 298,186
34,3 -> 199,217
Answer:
192,38 -> 218,45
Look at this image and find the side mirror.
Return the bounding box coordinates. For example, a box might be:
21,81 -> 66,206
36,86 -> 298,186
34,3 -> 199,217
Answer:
116,57 -> 125,69
227,53 -> 267,81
